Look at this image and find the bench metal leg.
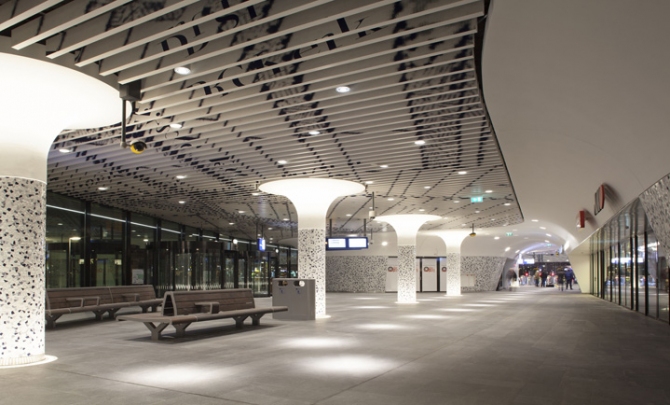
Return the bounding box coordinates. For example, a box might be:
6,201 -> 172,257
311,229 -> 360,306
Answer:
250,313 -> 264,326
107,308 -> 120,319
45,314 -> 62,329
233,316 -> 248,328
93,310 -> 106,321
173,323 -> 191,338
142,322 -> 169,341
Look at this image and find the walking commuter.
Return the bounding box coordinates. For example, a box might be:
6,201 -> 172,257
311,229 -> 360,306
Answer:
565,268 -> 576,290
541,270 -> 548,287
557,268 -> 566,291
534,271 -> 541,287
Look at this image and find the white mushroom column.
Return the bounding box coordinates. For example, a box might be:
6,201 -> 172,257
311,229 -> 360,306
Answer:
260,178 -> 364,317
375,215 -> 441,303
0,51 -> 122,366
434,231 -> 470,296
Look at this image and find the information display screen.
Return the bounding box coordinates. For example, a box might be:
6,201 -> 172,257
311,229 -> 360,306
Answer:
348,237 -> 368,249
326,238 -> 347,249
326,237 -> 369,250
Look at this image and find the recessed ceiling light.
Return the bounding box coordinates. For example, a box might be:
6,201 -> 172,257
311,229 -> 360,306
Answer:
458,171 -> 467,175
494,236 -> 500,240
491,218 -> 495,221
238,210 -> 245,213
268,227 -> 273,230
461,223 -> 467,226
505,247 -> 510,252
335,86 -> 351,93
387,198 -> 394,201
174,66 -> 191,75
424,186 -> 430,189
540,226 -> 546,230
277,160 -> 287,165
546,233 -> 552,237
532,219 -> 539,222
178,200 -> 186,204
365,181 -> 374,184
381,241 -> 388,246
475,210 -> 480,213
229,222 -> 235,225
252,192 -> 260,196
545,240 -> 550,243
143,238 -> 149,242
346,214 -> 352,217
98,186 -> 109,191
347,234 -> 357,237
419,209 -> 425,212
485,190 -> 493,193
380,164 -> 389,168
453,200 -> 460,203
504,203 -> 511,206
57,223 -> 63,226
308,130 -> 320,135
59,148 -> 72,153
175,175 -> 187,180
169,123 -> 183,129
414,140 -> 425,145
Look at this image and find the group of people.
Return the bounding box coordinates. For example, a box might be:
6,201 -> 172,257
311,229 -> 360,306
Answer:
522,268 -> 575,290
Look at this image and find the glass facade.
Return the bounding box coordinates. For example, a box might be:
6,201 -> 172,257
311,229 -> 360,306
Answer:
590,200 -> 670,323
45,192 -> 297,297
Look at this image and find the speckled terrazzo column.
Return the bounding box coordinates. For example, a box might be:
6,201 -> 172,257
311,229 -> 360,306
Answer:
298,228 -> 326,316
446,252 -> 461,296
640,174 -> 670,257
0,177 -> 46,366
397,245 -> 417,302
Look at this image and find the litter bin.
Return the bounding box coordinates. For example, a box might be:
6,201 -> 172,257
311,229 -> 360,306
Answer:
272,278 -> 315,320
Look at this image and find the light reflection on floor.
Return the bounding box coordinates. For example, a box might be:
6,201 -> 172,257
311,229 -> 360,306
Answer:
299,355 -> 398,375
281,337 -> 356,349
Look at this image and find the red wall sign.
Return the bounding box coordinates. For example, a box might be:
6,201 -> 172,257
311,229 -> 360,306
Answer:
576,210 -> 586,228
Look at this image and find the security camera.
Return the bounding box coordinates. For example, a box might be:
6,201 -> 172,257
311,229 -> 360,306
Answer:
129,140 -> 147,154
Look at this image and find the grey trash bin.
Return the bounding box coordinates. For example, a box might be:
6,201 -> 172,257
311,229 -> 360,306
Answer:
272,278 -> 315,320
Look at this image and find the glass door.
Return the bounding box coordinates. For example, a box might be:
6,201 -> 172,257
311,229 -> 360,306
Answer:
224,251 -> 236,289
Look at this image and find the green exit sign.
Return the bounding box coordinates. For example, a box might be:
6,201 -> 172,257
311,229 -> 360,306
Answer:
470,196 -> 483,203
506,232 -> 513,237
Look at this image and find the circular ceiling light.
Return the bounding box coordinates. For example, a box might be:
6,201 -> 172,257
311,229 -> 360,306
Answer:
252,192 -> 260,196
335,86 -> 351,93
178,200 -> 186,204
414,140 -> 425,145
229,222 -> 235,225
238,210 -> 245,214
346,214 -> 352,217
169,123 -> 183,129
387,197 -> 394,201
283,218 -> 289,221
419,209 -> 425,212
277,160 -> 287,165
424,186 -> 430,189
174,66 -> 191,75
308,130 -> 320,135
380,164 -> 389,168
458,171 -> 467,175
494,236 -> 500,240
485,190 -> 493,193
453,200 -> 460,203
98,186 -> 109,191
58,148 -> 72,153
175,175 -> 187,180
504,203 -> 511,206
532,219 -> 539,222
365,181 -> 374,184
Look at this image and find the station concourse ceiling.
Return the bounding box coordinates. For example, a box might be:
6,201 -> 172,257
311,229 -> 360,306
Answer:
0,0 -> 526,244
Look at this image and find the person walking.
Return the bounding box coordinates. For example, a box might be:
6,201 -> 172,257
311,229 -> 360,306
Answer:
534,271 -> 541,287
557,267 -> 566,291
540,270 -> 548,287
565,268 -> 576,290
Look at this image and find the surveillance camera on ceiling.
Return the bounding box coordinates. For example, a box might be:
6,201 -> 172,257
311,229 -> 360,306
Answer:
129,140 -> 147,154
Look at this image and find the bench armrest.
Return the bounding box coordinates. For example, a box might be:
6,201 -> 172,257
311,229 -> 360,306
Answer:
66,297 -> 100,307
122,293 -> 140,302
195,302 -> 220,314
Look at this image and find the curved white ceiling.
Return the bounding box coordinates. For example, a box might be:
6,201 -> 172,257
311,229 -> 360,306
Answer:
482,0 -> 670,253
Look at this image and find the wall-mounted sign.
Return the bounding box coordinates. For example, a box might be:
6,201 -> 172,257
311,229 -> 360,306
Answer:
257,238 -> 266,251
594,184 -> 605,215
576,210 -> 586,228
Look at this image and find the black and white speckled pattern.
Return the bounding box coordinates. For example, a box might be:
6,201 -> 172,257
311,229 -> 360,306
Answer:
0,177 -> 46,366
326,256 -> 387,293
445,252 -> 462,296
397,245 -> 417,303
640,177 -> 670,257
461,256 -> 507,292
298,228 -> 327,316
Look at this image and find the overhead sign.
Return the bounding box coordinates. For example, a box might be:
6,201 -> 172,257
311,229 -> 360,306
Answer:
257,238 -> 266,251
594,184 -> 605,215
470,196 -> 483,203
576,210 -> 586,228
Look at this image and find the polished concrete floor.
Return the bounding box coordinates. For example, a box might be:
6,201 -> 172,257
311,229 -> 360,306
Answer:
3,286 -> 670,405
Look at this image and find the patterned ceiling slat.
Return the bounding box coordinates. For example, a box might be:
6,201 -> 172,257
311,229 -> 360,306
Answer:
1,0 -> 522,240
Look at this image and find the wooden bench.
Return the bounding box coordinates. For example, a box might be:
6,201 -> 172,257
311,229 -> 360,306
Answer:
45,285 -> 162,328
117,289 -> 288,341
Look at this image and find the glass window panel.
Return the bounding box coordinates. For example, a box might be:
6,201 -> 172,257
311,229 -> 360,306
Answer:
45,194 -> 85,288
